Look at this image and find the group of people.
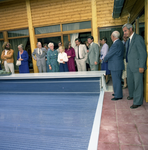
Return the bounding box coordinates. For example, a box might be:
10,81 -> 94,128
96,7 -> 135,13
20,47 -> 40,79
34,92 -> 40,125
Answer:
32,36 -> 100,73
0,23 -> 147,109
102,23 -> 147,110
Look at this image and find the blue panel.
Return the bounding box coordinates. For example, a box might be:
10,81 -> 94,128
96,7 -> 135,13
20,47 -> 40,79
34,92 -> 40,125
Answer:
0,93 -> 99,150
0,77 -> 100,93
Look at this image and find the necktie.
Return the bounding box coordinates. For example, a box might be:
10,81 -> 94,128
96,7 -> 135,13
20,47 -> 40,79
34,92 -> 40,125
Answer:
39,49 -> 42,55
78,46 -> 80,59
126,38 -> 130,63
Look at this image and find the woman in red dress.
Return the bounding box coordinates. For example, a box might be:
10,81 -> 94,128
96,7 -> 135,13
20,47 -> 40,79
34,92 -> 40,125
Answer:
64,41 -> 76,72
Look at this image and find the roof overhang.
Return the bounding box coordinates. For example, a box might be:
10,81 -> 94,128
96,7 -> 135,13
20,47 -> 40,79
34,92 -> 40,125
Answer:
112,0 -> 125,18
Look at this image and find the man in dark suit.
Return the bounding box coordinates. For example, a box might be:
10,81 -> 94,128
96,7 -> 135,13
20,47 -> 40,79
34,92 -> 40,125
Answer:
122,23 -> 147,109
104,31 -> 124,100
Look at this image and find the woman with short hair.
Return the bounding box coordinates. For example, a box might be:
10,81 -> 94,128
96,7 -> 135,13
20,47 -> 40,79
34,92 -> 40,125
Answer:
47,42 -> 59,72
17,44 -> 30,73
100,37 -> 110,83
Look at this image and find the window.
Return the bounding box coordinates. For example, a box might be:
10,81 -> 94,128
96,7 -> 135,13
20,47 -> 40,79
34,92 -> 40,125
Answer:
0,40 -> 4,62
38,36 -> 61,50
62,21 -> 91,31
99,27 -> 123,47
0,32 -> 3,39
8,29 -> 29,37
35,25 -> 61,34
139,23 -> 145,39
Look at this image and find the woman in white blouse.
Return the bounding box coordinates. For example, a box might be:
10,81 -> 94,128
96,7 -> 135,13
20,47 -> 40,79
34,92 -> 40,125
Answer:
57,46 -> 69,72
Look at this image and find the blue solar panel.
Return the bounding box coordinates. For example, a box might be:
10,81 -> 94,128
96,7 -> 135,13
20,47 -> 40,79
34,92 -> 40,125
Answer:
0,77 -> 101,150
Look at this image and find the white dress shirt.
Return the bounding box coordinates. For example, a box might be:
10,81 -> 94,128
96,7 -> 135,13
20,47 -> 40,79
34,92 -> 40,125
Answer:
5,49 -> 8,55
38,48 -> 42,55
58,52 -> 68,63
129,32 -> 134,43
100,43 -> 109,60
113,39 -> 119,44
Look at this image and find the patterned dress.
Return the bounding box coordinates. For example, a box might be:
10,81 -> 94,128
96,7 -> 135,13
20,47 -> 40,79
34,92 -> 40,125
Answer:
47,50 -> 59,72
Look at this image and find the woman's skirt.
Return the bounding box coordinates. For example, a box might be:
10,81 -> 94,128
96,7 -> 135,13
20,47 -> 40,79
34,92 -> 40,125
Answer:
101,61 -> 110,75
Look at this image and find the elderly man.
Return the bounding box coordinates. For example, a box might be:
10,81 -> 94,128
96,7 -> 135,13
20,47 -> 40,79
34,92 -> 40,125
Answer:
1,42 -> 14,74
32,42 -> 47,73
122,23 -> 147,109
104,31 -> 124,100
75,38 -> 87,71
87,36 -> 100,71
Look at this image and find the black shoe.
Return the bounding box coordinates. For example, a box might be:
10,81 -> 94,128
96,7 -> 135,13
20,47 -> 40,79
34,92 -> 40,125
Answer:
112,94 -> 115,96
127,96 -> 133,100
130,105 -> 141,109
111,97 -> 122,101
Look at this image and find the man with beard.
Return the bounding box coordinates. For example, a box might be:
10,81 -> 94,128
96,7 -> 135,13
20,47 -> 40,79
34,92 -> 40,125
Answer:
1,42 -> 14,74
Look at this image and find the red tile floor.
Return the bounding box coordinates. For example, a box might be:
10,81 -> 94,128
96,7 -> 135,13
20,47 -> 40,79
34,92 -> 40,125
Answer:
98,88 -> 148,150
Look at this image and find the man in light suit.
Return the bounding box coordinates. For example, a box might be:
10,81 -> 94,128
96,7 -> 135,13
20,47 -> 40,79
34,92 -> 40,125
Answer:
32,42 -> 47,73
75,38 -> 87,71
122,23 -> 147,109
87,36 -> 100,71
104,31 -> 124,100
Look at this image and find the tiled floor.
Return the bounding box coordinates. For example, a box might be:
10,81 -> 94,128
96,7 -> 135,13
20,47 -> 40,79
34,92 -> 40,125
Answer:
98,88 -> 148,150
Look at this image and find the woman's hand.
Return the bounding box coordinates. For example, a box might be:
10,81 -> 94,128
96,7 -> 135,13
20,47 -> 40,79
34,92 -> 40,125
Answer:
49,65 -> 52,70
19,58 -> 23,61
68,56 -> 71,58
60,59 -> 63,61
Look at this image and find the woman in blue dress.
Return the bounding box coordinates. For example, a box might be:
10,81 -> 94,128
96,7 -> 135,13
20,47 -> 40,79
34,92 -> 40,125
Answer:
17,44 -> 30,73
47,43 -> 59,72
100,37 -> 110,84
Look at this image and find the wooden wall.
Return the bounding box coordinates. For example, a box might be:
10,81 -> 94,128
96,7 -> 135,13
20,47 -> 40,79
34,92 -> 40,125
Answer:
0,0 -> 128,31
0,0 -> 28,31
30,0 -> 92,27
96,0 -> 127,27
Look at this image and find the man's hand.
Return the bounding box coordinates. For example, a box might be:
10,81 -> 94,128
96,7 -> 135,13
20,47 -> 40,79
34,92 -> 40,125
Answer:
100,59 -> 102,63
94,61 -> 98,65
63,62 -> 65,64
60,59 -> 63,61
35,58 -> 37,61
87,50 -> 89,53
139,68 -> 144,73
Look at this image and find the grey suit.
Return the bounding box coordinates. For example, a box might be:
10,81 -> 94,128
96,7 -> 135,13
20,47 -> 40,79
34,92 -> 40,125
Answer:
32,48 -> 47,73
88,42 -> 100,71
127,33 -> 147,105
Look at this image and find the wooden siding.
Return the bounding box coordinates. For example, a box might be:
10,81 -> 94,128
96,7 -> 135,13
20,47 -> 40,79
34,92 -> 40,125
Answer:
96,0 -> 128,27
0,0 -> 28,31
30,0 -> 92,27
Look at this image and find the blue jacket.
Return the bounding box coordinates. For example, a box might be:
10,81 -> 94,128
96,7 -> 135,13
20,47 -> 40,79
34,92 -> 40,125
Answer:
104,39 -> 124,71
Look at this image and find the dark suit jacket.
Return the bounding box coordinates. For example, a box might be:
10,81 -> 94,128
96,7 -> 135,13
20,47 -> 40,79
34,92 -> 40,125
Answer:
104,39 -> 124,71
127,33 -> 147,72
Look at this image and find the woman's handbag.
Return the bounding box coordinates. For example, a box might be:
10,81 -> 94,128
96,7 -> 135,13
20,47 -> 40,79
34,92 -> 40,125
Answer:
16,52 -> 21,66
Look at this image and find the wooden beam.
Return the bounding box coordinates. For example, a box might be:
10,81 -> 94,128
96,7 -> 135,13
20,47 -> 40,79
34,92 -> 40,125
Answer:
3,31 -> 9,42
135,19 -> 139,34
68,34 -> 70,42
26,0 -> 38,73
91,0 -> 98,44
144,0 -> 148,102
